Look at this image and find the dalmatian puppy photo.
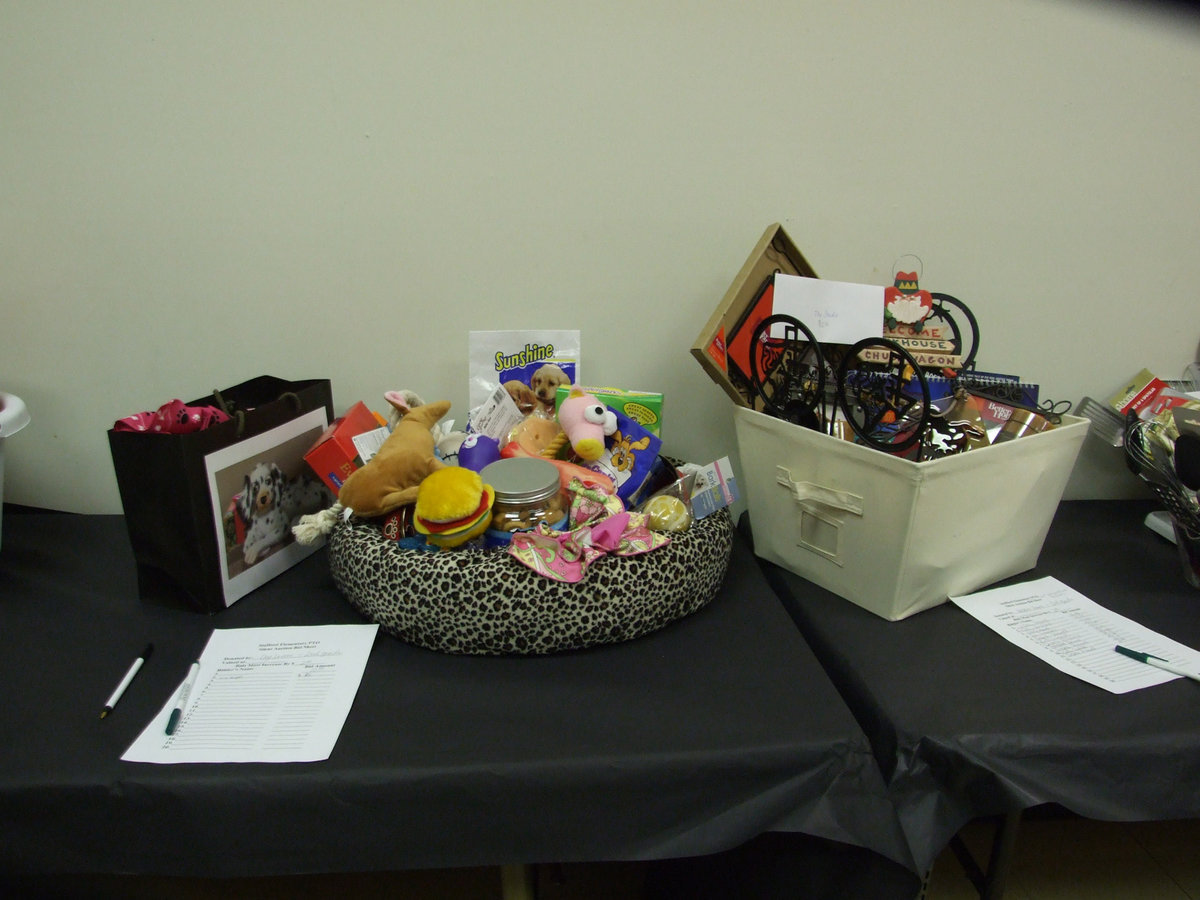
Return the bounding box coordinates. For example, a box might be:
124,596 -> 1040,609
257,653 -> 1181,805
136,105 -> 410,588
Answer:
237,462 -> 290,566
236,462 -> 331,566
280,471 -> 333,523
529,363 -> 571,414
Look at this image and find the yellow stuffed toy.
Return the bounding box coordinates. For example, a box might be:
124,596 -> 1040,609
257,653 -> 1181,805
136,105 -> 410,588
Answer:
413,466 -> 495,549
336,398 -> 451,518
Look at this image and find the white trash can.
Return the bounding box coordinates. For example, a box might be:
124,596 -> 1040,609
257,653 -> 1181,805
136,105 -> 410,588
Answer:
0,392 -> 31,550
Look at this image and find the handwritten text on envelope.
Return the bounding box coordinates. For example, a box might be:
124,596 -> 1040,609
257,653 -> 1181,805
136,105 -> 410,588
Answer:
770,274 -> 884,346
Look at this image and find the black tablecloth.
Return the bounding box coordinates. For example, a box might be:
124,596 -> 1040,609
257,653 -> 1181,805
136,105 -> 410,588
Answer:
0,512 -> 911,879
760,499 -> 1200,873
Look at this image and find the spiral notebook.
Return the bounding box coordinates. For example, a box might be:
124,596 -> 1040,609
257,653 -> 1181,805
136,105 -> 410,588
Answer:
925,370 -> 1040,410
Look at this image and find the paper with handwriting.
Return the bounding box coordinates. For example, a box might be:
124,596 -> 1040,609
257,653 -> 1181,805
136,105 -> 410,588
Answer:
951,576 -> 1200,693
769,274 -> 883,345
122,623 -> 379,763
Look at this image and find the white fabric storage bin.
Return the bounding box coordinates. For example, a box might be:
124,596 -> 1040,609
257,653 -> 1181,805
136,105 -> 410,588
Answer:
734,406 -> 1089,620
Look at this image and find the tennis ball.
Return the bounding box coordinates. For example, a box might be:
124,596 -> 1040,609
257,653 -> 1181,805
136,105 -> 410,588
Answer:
645,494 -> 691,532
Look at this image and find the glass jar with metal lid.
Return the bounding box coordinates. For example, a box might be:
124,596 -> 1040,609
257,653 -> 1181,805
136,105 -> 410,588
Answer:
480,457 -> 568,542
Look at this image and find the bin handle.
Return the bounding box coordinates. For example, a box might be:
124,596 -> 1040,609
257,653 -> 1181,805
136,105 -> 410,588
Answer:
775,466 -> 863,516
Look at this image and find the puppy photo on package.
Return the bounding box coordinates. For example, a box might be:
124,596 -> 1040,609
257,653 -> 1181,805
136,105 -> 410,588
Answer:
469,330 -> 581,425
581,409 -> 663,503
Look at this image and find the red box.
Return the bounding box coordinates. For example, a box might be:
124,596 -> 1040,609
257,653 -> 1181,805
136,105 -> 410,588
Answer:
304,402 -> 385,494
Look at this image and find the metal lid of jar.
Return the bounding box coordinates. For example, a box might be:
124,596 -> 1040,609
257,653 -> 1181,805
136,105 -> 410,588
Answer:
480,457 -> 560,504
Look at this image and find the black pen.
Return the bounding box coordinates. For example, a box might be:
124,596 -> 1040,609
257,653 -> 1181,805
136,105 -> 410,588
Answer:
100,644 -> 153,719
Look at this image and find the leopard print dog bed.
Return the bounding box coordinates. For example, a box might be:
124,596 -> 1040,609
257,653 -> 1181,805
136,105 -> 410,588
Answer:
327,506 -> 733,655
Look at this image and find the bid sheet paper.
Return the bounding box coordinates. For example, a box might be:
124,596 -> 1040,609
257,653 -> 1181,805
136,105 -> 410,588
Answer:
950,576 -> 1200,693
122,623 -> 379,763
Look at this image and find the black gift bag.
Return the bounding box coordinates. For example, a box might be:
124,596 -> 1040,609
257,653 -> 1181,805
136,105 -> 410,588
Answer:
108,376 -> 336,612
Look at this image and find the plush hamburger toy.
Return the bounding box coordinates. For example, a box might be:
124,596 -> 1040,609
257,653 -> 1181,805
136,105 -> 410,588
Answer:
413,467 -> 495,549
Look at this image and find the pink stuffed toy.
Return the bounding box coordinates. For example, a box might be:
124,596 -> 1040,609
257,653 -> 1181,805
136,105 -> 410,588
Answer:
548,387 -> 617,462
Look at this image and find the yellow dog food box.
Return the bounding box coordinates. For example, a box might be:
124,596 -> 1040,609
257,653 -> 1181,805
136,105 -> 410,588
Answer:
555,386 -> 663,437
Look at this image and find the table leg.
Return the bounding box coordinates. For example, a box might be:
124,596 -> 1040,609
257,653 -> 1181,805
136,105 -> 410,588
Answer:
949,809 -> 1022,900
500,863 -> 537,900
981,810 -> 1022,900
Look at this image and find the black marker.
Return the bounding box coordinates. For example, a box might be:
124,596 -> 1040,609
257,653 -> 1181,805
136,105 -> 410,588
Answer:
165,661 -> 201,735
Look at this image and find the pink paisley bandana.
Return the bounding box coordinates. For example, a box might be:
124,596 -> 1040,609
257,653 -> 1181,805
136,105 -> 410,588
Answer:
507,479 -> 669,582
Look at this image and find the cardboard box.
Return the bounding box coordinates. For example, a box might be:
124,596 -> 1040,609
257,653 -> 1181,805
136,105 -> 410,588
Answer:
691,223 -> 819,410
1107,368 -> 1169,415
555,385 -> 664,436
304,402 -> 385,494
734,406 -> 1089,620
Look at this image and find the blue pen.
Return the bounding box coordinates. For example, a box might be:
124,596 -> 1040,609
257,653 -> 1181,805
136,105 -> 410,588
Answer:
165,661 -> 201,735
1114,645 -> 1200,684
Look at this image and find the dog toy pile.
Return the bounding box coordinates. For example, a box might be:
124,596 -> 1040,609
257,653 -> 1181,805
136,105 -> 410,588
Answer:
293,379 -> 722,583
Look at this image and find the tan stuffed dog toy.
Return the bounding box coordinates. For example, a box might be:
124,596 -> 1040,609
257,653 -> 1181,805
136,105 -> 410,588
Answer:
337,398 -> 450,518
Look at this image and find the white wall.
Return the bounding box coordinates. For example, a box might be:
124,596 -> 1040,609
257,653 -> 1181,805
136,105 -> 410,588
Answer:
2,0 -> 1198,513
